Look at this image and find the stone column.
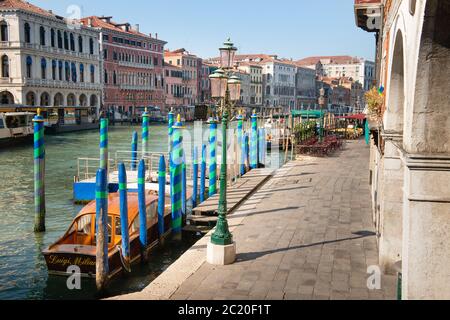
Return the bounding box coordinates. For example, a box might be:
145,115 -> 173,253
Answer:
402,156 -> 450,299
378,133 -> 404,274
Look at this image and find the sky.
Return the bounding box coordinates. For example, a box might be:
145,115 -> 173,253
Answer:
30,0 -> 375,61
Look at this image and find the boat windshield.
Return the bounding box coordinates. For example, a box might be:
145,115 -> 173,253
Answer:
5,115 -> 29,128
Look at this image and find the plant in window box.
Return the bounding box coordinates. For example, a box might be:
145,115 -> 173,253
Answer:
365,87 -> 384,124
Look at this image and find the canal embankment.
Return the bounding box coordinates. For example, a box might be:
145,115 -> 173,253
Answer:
110,139 -> 398,300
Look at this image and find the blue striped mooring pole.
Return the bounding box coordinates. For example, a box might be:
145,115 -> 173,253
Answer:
200,144 -> 207,203
182,150 -> 187,218
208,119 -> 218,197
100,118 -> 108,174
142,108 -> 149,159
158,155 -> 166,237
250,112 -> 258,169
131,131 -> 138,171
118,163 -> 131,271
138,159 -> 147,254
33,109 -> 46,233
95,168 -> 109,290
192,146 -> 199,209
237,113 -> 245,176
171,115 -> 184,236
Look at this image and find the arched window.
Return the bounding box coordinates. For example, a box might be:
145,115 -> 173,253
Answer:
50,29 -> 55,47
26,92 -> 35,106
113,71 -> 117,85
67,93 -> 76,107
63,32 -> 69,50
41,58 -> 47,79
80,64 -> 84,82
78,35 -> 83,53
51,60 -> 57,80
71,62 -> 77,82
40,92 -> 50,106
26,56 -> 32,78
1,55 -> 9,78
57,30 -> 62,48
58,61 -> 63,80
90,94 -> 98,107
79,94 -> 87,107
0,91 -> 14,105
90,65 -> 95,83
39,26 -> 46,46
104,70 -> 108,84
24,23 -> 31,43
65,61 -> 70,81
0,22 -> 8,42
89,38 -> 94,55
53,93 -> 63,106
70,33 -> 75,51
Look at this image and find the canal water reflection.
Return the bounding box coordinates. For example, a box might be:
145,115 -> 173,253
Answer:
0,122 -> 285,300
0,124 -> 200,300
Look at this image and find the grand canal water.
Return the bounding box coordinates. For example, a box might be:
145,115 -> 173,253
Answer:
0,123 -> 203,300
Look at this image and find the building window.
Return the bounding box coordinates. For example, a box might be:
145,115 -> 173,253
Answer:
89,38 -> 94,55
80,64 -> 84,82
103,49 -> 108,60
90,65 -> 95,83
51,60 -> 56,80
0,22 -> 8,42
65,62 -> 70,81
58,61 -> 63,80
57,30 -> 62,48
24,23 -> 31,43
1,55 -> 9,78
26,92 -> 35,106
70,33 -> 75,51
64,32 -> 69,50
26,56 -> 32,78
41,58 -> 47,79
71,62 -> 77,82
104,70 -> 108,84
39,26 -> 46,46
78,35 -> 83,53
113,71 -> 117,85
50,29 -> 55,47
40,92 -> 50,106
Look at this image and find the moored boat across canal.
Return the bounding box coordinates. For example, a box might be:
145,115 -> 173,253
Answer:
43,191 -> 172,279
0,112 -> 34,147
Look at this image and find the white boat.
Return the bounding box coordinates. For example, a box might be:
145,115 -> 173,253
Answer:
0,112 -> 34,147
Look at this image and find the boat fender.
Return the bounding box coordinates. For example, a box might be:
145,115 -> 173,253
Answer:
116,245 -> 131,273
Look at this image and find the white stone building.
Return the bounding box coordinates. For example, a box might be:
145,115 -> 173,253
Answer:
356,0 -> 450,299
297,55 -> 375,91
0,0 -> 102,116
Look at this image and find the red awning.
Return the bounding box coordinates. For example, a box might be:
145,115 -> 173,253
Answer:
335,114 -> 366,121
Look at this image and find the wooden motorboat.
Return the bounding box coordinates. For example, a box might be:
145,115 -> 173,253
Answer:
43,191 -> 172,278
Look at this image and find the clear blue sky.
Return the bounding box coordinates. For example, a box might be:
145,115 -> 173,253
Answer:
30,0 -> 375,61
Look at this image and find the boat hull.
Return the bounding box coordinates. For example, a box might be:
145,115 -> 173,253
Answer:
43,214 -> 172,278
0,134 -> 33,148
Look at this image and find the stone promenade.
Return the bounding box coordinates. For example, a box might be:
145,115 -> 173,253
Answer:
112,139 -> 397,300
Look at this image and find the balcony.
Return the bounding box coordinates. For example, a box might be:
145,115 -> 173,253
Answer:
20,43 -> 100,61
119,84 -> 153,91
118,61 -> 154,69
24,78 -> 102,91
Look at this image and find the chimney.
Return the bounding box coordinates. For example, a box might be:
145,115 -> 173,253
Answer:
155,33 -> 158,39
134,24 -> 140,32
149,33 -> 152,38
88,18 -> 92,27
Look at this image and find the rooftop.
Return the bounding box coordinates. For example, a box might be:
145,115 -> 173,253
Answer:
0,0 -> 60,18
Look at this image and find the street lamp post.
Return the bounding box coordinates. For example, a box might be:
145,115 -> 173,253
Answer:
207,39 -> 241,265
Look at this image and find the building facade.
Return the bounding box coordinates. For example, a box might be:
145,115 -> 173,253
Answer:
0,0 -> 102,116
81,16 -> 166,119
294,66 -> 317,109
237,62 -> 263,111
164,48 -> 201,108
355,0 -> 450,299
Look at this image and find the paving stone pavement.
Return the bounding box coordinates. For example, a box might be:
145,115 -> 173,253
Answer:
170,140 -> 397,300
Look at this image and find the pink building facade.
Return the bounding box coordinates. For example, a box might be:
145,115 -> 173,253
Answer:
81,16 -> 166,118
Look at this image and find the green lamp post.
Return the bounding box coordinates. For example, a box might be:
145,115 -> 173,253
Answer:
207,39 -> 241,264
